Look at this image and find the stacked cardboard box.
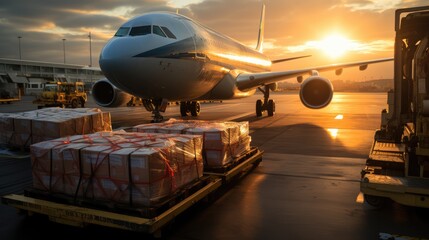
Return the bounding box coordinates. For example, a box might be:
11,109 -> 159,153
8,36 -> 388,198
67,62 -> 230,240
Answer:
0,113 -> 15,146
0,108 -> 112,148
131,119 -> 251,168
31,131 -> 203,207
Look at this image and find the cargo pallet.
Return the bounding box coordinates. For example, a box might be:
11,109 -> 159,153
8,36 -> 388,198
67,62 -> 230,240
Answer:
2,147 -> 263,237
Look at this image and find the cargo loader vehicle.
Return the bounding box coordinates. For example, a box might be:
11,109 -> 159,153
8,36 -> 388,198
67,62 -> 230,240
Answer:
33,82 -> 87,109
361,6 -> 429,208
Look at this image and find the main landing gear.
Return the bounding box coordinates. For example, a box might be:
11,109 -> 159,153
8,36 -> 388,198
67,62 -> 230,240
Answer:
143,98 -> 169,123
256,85 -> 275,117
180,101 -> 201,117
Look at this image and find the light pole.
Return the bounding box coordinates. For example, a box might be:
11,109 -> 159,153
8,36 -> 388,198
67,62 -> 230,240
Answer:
18,36 -> 22,60
62,38 -> 66,64
88,32 -> 92,67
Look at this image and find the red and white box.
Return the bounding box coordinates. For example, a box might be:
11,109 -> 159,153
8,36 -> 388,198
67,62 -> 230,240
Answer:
0,108 -> 113,147
29,130 -> 204,207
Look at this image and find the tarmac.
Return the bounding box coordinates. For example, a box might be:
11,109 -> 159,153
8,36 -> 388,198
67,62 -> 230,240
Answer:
1,92 -> 429,240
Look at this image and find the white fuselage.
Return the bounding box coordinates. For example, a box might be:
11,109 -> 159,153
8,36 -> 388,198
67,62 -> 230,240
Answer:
99,12 -> 271,101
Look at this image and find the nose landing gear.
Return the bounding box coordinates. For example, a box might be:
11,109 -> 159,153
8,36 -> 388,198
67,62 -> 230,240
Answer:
180,101 -> 201,117
143,98 -> 169,123
256,85 -> 275,117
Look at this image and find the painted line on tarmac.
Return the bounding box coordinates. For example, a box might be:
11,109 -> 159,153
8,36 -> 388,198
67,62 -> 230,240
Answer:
379,232 -> 428,240
200,103 -> 243,112
224,112 -> 254,121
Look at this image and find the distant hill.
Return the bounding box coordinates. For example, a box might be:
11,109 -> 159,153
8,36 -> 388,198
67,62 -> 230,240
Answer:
278,79 -> 394,92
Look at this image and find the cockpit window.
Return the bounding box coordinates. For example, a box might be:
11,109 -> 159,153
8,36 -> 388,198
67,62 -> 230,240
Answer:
161,26 -> 177,39
129,25 -> 151,36
114,27 -> 130,37
153,25 -> 166,37
124,25 -> 176,38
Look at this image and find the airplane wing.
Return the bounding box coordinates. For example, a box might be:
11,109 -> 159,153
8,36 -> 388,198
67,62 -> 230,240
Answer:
271,55 -> 312,64
236,57 -> 393,91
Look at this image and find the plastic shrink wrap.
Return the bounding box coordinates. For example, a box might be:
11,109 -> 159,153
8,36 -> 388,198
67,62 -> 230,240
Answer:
131,119 -> 251,168
0,108 -> 111,148
31,131 -> 203,207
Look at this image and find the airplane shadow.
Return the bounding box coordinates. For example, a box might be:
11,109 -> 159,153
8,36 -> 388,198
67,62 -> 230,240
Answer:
246,120 -> 369,159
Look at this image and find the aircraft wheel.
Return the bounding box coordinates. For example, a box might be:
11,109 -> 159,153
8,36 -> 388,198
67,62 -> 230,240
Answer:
267,99 -> 275,116
364,194 -> 387,208
256,99 -> 263,117
80,98 -> 85,108
190,101 -> 200,116
151,115 -> 164,123
71,99 -> 78,108
180,102 -> 188,116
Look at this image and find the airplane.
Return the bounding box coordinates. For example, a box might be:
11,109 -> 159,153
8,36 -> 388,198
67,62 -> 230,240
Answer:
93,5 -> 393,122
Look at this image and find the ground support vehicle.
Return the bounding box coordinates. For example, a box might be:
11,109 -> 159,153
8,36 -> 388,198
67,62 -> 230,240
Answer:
1,147 -> 263,237
33,82 -> 87,109
360,6 -> 429,208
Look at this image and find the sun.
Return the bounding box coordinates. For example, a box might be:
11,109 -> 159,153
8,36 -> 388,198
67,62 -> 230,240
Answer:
318,34 -> 355,59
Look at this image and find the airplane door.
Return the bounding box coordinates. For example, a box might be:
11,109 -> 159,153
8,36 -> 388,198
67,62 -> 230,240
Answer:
179,19 -> 206,60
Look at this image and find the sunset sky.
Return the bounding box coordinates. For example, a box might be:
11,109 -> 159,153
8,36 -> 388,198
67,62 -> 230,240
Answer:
0,0 -> 427,81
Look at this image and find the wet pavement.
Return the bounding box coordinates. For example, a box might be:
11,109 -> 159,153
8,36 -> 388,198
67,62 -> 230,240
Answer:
1,92 -> 429,240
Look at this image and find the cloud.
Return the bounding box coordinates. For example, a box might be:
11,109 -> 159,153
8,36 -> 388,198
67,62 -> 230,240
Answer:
339,0 -> 429,13
343,0 -> 402,13
279,38 -> 393,54
0,0 -> 175,64
168,0 -> 204,8
0,0 -> 418,70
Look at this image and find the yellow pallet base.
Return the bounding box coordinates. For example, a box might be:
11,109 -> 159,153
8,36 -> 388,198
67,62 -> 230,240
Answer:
2,148 -> 263,235
2,178 -> 222,234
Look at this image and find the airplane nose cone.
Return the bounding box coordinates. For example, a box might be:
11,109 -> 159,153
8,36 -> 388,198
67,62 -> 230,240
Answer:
99,37 -> 145,90
98,35 -> 207,101
100,38 -> 135,60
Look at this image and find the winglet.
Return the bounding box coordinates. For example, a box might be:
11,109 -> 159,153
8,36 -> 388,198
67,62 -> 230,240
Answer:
256,4 -> 265,53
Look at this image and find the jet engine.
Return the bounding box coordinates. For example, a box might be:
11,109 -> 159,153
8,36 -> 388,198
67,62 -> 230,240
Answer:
92,79 -> 132,107
299,76 -> 333,109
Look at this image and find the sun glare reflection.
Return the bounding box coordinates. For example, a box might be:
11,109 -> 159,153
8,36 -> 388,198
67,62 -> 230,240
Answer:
356,192 -> 364,204
319,34 -> 358,58
213,52 -> 272,67
327,128 -> 339,139
335,114 -> 344,120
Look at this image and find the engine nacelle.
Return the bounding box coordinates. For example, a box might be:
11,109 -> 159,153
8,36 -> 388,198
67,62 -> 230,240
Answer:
92,79 -> 133,107
299,76 -> 334,109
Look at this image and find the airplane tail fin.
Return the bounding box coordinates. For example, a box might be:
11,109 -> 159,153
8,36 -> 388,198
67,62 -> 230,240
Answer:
255,4 -> 265,53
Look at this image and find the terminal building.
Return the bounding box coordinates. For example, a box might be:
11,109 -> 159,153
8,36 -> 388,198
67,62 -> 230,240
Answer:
0,58 -> 104,96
